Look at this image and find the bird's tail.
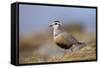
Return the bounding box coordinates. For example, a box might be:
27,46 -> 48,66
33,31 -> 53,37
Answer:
77,40 -> 96,48
77,42 -> 85,45
71,40 -> 96,52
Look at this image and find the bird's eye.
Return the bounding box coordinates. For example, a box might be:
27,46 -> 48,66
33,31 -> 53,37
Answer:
55,23 -> 57,25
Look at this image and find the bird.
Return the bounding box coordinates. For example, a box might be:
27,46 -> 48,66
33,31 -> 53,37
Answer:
49,21 -> 85,54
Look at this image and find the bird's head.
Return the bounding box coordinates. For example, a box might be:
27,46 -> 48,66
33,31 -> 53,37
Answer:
49,21 -> 62,29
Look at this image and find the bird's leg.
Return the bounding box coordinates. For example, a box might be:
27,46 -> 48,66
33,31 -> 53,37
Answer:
70,44 -> 77,52
70,47 -> 73,52
71,43 -> 86,53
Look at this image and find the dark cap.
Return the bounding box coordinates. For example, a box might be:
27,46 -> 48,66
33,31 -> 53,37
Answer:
54,20 -> 60,22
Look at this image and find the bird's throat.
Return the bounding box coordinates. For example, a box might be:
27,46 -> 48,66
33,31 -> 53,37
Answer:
53,27 -> 63,37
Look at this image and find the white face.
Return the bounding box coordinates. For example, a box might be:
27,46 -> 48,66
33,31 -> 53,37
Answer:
49,22 -> 61,29
52,23 -> 60,29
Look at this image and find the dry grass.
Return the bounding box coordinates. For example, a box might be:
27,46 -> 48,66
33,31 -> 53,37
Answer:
19,44 -> 96,64
48,44 -> 96,62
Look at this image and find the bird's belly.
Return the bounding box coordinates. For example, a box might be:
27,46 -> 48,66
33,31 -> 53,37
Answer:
56,43 -> 72,49
54,34 -> 72,49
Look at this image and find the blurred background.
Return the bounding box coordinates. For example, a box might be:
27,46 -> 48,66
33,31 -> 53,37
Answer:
19,4 -> 96,64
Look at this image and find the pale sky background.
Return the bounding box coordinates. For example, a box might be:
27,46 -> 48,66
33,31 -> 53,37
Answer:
19,4 -> 96,35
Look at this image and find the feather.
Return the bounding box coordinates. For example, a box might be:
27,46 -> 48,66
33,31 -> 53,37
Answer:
50,21 -> 81,50
54,32 -> 78,48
